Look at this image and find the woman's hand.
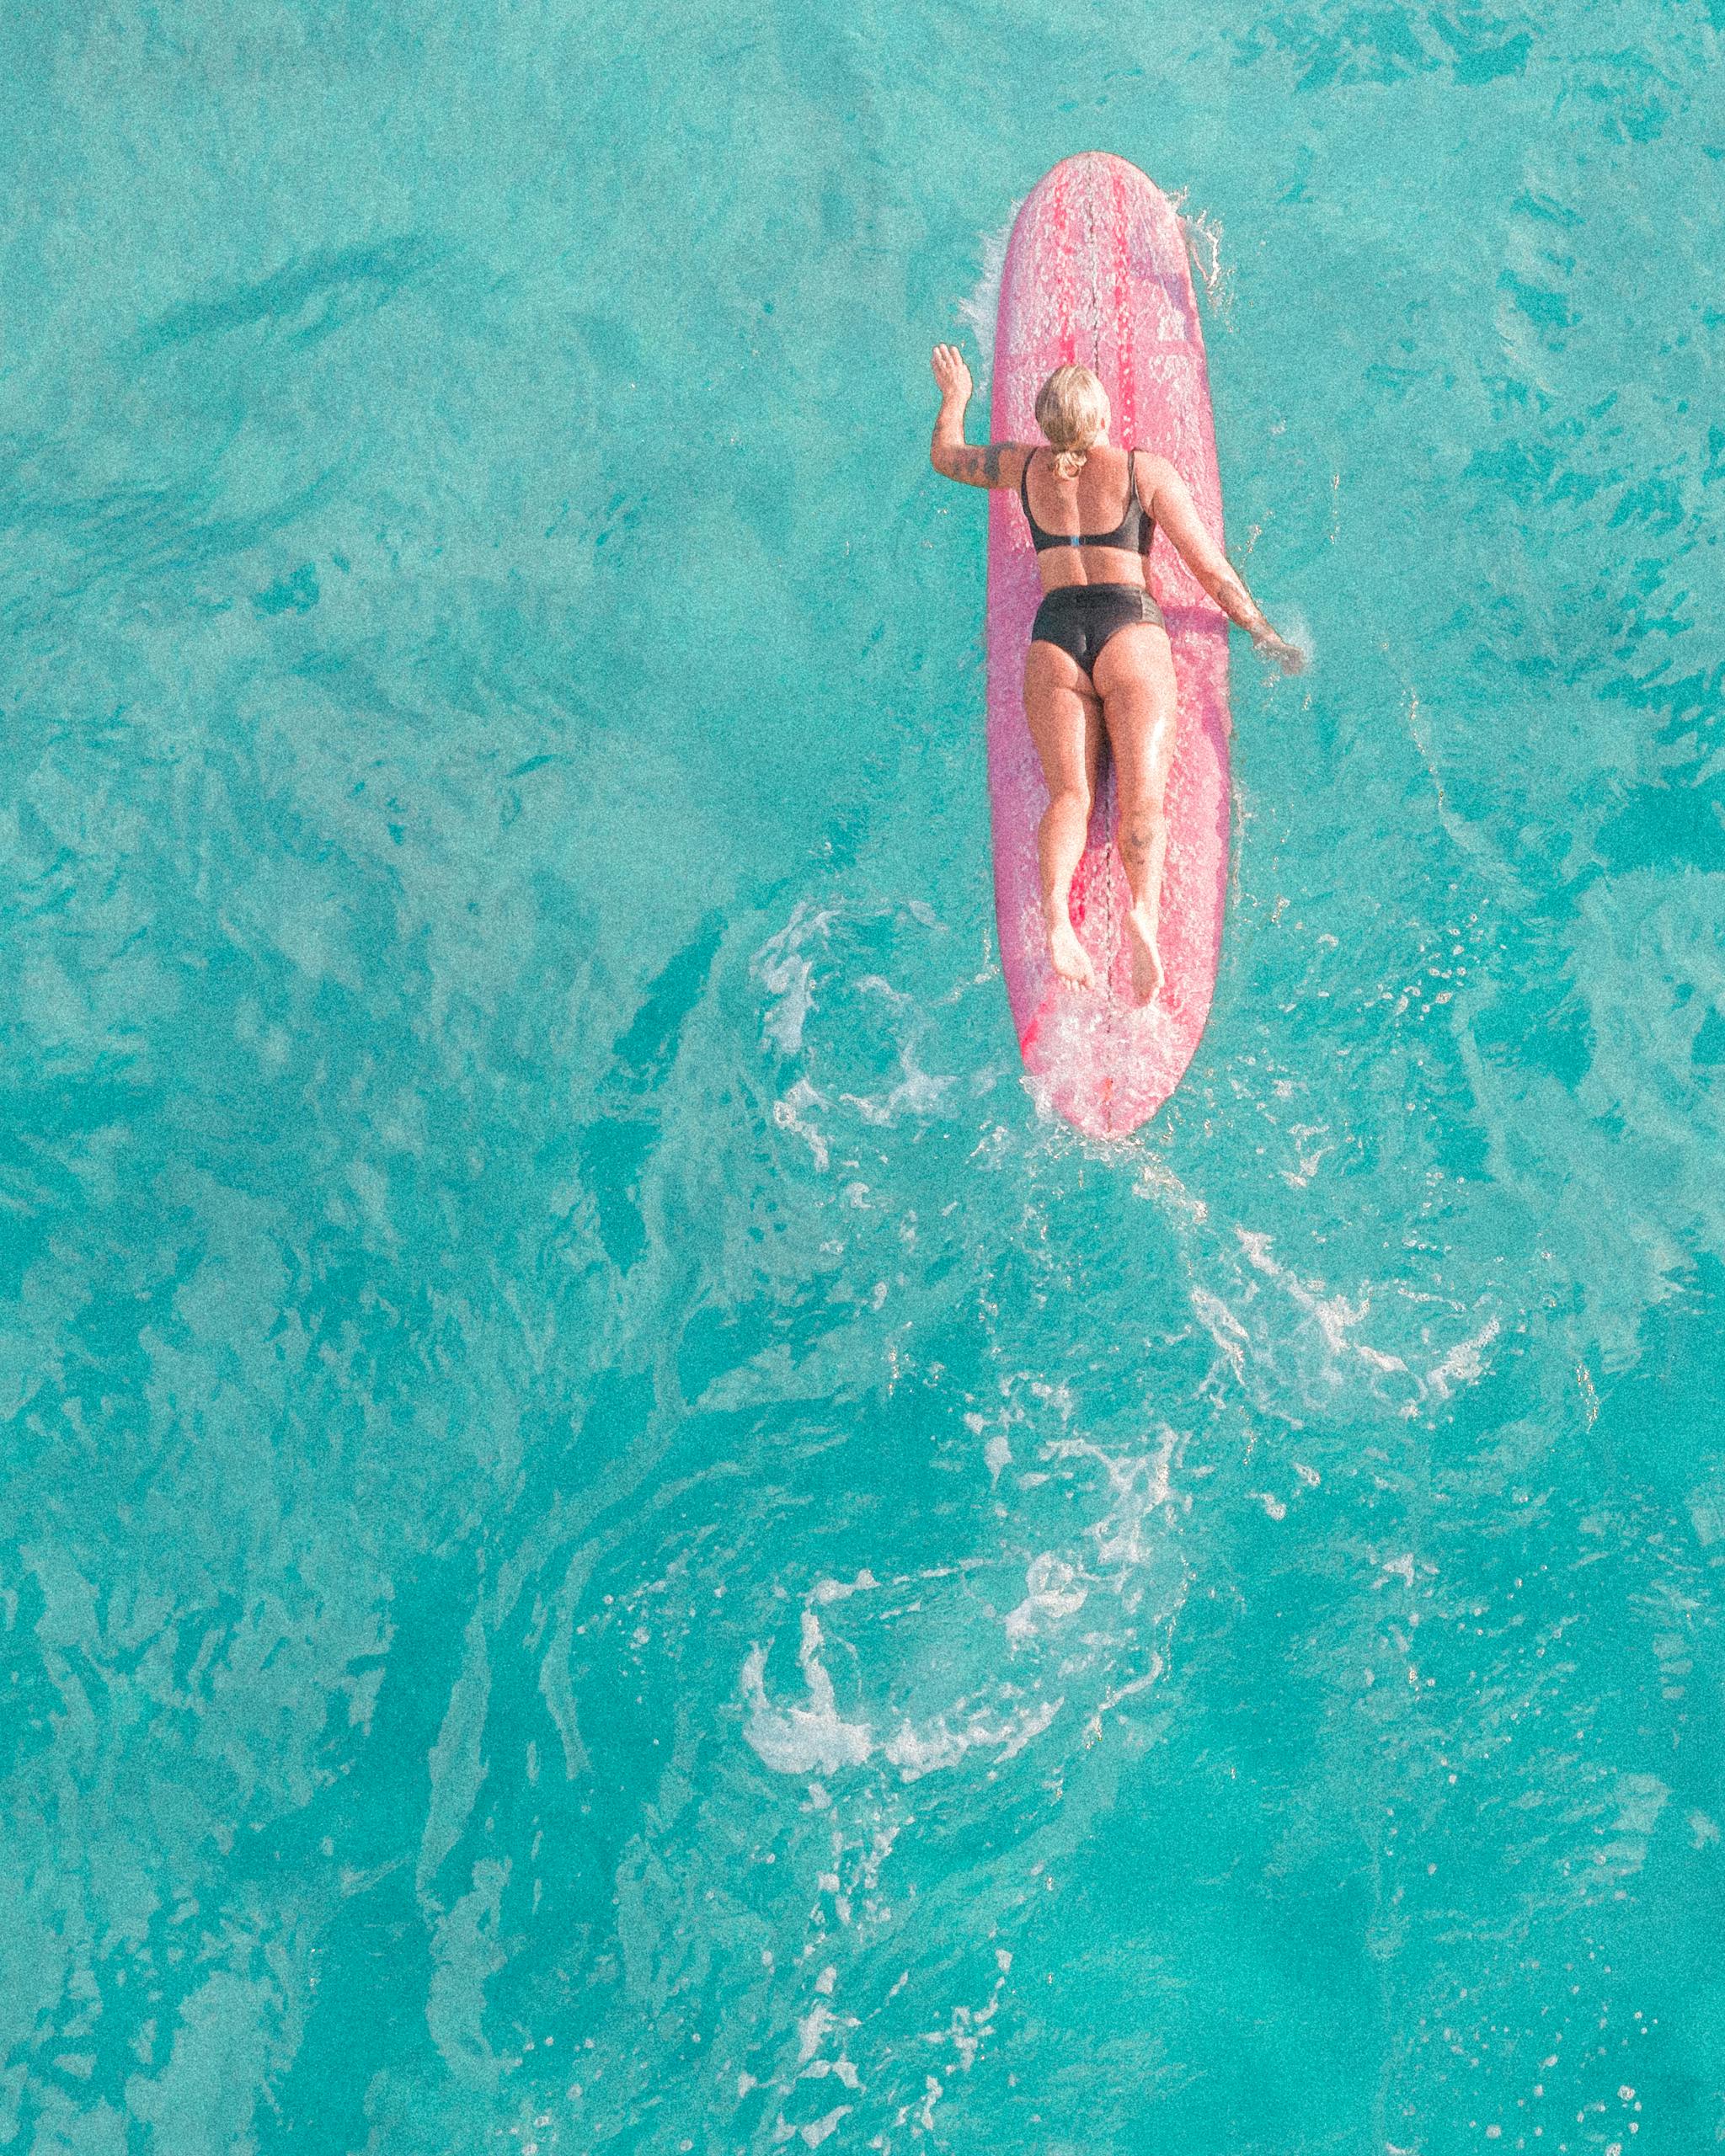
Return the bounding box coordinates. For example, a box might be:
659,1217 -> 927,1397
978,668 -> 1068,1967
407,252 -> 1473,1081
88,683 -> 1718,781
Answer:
1146,459 -> 1307,670
1252,627 -> 1309,676
932,344 -> 973,405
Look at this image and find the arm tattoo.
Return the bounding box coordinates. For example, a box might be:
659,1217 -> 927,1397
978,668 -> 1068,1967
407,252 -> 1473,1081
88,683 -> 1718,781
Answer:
1215,569 -> 1263,628
950,444 -> 1004,487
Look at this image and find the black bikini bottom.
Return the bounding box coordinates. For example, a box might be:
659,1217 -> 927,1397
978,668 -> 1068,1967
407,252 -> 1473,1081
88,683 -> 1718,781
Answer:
1029,583 -> 1166,675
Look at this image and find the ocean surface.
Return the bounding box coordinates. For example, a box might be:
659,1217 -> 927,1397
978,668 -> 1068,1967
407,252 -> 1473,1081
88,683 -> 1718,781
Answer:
3,1 -> 1722,2151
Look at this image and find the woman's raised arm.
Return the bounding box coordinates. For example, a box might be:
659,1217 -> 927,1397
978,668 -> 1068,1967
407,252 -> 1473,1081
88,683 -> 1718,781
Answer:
929,344 -> 1029,489
1140,455 -> 1307,674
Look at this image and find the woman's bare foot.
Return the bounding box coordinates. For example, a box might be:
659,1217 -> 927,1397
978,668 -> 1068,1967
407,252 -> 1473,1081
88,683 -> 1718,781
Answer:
1047,914 -> 1096,990
1125,905 -> 1164,1005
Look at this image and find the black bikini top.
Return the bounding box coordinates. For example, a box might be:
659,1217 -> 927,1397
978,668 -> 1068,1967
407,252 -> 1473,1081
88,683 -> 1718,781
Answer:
1019,446 -> 1153,554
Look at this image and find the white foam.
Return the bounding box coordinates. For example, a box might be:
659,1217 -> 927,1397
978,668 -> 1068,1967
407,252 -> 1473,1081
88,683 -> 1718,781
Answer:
1174,197 -> 1234,327
788,2105 -> 852,2148
1191,1285 -> 1249,1385
1424,1317 -> 1500,1399
761,957 -> 814,1053
741,1614 -> 872,1776
1044,1428 -> 1177,1574
840,1048 -> 957,1127
882,1696 -> 1061,1781
1083,1657 -> 1165,1741
1270,605 -> 1316,671
1002,1553 -> 1087,1643
772,1079 -> 830,1171
796,2002 -> 834,2066
953,212 -> 1017,386
753,901 -> 836,1054
810,1571 -> 879,1604
880,1718 -> 968,1778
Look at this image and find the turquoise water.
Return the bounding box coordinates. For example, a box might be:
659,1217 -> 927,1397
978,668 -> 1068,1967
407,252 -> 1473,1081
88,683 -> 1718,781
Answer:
3,0 -> 1722,2150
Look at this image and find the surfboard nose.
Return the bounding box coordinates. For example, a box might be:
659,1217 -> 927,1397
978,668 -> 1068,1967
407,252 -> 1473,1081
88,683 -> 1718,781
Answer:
1044,150 -> 1152,185
1012,154 -> 1195,344
1022,151 -> 1172,219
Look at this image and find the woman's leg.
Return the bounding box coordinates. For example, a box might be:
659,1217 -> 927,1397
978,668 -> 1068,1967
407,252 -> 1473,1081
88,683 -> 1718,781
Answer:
1092,623 -> 1180,1005
1023,638 -> 1103,990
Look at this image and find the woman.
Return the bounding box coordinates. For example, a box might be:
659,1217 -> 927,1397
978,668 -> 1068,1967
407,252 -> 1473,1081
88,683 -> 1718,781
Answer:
930,345 -> 1306,1005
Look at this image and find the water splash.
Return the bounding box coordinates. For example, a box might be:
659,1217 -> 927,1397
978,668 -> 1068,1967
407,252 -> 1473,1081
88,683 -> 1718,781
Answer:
1270,602 -> 1316,671
1174,196 -> 1235,328
953,210 -> 1017,392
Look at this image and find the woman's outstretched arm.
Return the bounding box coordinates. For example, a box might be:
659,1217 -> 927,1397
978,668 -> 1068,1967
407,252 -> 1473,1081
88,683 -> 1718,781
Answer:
1140,454 -> 1308,674
929,344 -> 1028,488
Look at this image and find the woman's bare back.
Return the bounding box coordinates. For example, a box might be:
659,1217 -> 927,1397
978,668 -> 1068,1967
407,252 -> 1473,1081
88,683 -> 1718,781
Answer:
1017,443 -> 1156,591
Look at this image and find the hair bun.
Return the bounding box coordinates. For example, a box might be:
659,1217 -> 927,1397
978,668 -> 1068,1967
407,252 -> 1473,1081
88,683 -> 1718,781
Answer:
1034,365 -> 1110,485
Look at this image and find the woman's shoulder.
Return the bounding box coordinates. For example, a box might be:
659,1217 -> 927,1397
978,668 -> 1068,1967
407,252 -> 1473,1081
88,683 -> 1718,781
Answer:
1128,448 -> 1181,499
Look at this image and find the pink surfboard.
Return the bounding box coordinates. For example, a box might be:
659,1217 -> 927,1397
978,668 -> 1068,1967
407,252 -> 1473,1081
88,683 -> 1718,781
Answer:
986,152 -> 1231,1139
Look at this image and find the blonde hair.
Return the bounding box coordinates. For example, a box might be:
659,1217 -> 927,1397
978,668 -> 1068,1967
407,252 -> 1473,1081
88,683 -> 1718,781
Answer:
1034,365 -> 1111,478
